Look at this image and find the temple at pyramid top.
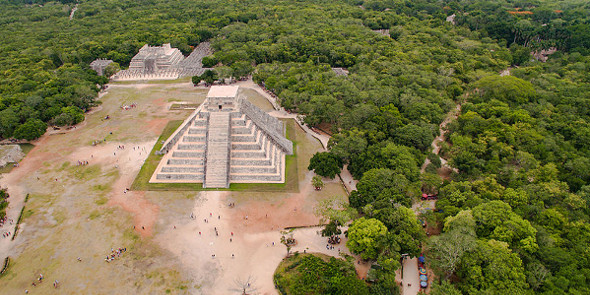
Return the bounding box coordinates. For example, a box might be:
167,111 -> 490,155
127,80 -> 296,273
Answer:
151,86 -> 293,188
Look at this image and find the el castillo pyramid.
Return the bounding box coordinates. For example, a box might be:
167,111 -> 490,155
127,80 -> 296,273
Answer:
150,86 -> 293,188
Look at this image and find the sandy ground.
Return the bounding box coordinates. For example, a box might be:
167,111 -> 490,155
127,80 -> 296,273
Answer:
0,80 -> 353,294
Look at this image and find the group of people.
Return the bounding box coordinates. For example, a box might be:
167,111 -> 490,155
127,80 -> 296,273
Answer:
121,103 -> 137,110
76,160 -> 89,166
0,216 -> 12,227
1,213 -> 13,238
105,247 -> 127,262
26,274 -> 54,291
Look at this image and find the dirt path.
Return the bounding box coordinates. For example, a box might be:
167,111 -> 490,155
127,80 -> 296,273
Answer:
420,103 -> 462,174
69,4 -> 78,20
401,257 -> 421,295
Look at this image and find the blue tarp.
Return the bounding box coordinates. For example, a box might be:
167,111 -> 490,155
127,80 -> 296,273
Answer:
418,256 -> 425,263
420,275 -> 428,281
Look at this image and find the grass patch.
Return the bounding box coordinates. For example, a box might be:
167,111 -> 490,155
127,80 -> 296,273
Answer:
88,210 -> 101,220
95,196 -> 108,205
131,119 -> 299,192
169,103 -> 200,110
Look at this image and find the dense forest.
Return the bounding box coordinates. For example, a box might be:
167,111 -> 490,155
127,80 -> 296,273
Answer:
1,0 -> 590,293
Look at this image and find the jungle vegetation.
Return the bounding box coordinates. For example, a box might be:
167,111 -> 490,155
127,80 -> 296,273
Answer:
1,0 -> 590,294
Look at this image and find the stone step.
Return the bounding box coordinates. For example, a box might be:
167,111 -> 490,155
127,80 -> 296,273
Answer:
177,144 -> 205,150
230,174 -> 283,182
204,111 -> 231,188
230,166 -> 278,174
161,166 -> 205,173
167,159 -> 204,165
157,173 -> 204,180
183,136 -> 206,142
188,128 -> 207,135
172,151 -> 206,158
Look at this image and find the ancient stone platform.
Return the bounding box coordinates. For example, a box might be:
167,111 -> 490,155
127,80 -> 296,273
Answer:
151,86 -> 293,188
112,42 -> 213,81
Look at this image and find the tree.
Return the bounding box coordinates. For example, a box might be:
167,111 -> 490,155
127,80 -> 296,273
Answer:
231,60 -> 253,79
428,227 -> 475,279
430,280 -> 462,295
191,75 -> 201,86
308,152 -> 342,179
193,70 -> 218,86
351,168 -> 416,209
473,75 -> 536,105
472,201 -> 538,253
321,219 -> 342,237
103,62 -> 120,78
13,119 -> 47,140
214,66 -> 234,83
311,175 -> 324,190
346,217 -> 388,260
457,240 -> 529,294
52,106 -> 85,126
374,206 -> 425,256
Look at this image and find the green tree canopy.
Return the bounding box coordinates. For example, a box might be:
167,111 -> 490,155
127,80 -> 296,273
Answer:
346,217 -> 388,260
308,152 -> 343,179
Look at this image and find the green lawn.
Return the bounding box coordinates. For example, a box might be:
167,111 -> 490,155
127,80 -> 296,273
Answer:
131,119 -> 299,192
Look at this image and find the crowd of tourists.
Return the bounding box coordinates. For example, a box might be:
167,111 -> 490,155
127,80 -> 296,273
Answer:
105,247 -> 127,262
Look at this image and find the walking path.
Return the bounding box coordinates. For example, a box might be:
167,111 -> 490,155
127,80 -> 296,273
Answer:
401,257 -> 420,295
420,103 -> 462,174
69,4 -> 78,20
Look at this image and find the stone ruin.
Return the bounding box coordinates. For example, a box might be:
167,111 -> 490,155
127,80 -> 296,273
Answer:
112,42 -> 213,81
151,86 -> 294,188
90,59 -> 114,76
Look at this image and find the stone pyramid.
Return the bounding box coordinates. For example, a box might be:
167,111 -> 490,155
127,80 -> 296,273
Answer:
150,86 -> 293,188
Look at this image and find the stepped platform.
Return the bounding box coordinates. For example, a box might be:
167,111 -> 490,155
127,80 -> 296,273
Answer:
150,86 -> 293,188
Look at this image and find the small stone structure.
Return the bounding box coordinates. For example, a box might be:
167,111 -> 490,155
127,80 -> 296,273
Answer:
112,42 -> 213,81
90,59 -> 114,76
0,144 -> 24,167
151,86 -> 293,188
331,68 -> 349,76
